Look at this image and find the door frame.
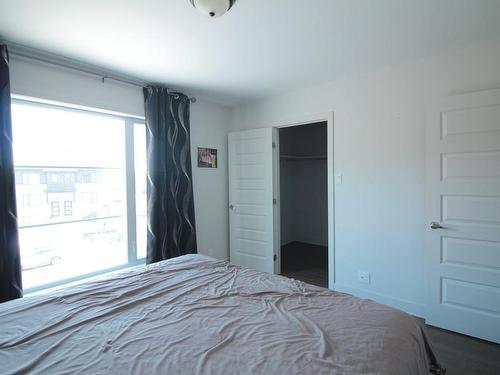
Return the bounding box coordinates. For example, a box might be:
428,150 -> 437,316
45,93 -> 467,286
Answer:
269,112 -> 335,288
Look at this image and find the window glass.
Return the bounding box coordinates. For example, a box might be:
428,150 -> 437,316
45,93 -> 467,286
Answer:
12,101 -> 145,290
134,123 -> 147,260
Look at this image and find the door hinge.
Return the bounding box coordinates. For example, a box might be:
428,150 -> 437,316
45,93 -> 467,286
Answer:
273,198 -> 277,205
272,142 -> 276,149
273,254 -> 277,261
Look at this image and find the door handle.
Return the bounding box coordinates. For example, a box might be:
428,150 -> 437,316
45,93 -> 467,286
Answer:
430,221 -> 445,229
229,204 -> 235,210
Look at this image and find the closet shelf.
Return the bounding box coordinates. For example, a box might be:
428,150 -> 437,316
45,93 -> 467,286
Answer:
280,154 -> 327,161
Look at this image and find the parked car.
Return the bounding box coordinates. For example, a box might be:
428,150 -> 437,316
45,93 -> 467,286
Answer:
82,226 -> 123,244
21,246 -> 62,270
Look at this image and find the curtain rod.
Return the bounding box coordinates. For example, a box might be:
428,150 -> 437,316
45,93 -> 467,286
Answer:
3,41 -> 197,103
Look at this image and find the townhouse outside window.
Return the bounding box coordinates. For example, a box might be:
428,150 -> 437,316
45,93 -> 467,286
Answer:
11,98 -> 147,292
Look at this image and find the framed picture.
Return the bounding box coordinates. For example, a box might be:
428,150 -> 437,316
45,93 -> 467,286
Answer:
197,147 -> 218,168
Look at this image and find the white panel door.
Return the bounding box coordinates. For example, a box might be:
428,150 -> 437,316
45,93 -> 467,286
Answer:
426,89 -> 500,343
228,128 -> 276,274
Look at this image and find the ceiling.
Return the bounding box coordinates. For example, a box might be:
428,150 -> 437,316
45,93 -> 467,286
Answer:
1,0 -> 500,106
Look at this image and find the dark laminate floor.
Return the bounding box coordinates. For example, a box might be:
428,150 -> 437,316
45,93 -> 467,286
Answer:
280,241 -> 328,288
280,242 -> 500,374
417,319 -> 500,375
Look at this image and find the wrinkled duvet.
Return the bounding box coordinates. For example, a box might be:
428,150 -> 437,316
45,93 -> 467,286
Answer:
0,254 -> 442,374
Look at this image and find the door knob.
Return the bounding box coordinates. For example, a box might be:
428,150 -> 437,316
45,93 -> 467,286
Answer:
229,204 -> 235,210
430,221 -> 444,229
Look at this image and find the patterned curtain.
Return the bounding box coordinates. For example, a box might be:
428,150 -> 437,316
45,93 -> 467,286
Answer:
0,45 -> 22,302
143,87 -> 197,263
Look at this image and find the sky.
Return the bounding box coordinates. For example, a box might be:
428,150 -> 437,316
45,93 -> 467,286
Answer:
11,102 -> 139,169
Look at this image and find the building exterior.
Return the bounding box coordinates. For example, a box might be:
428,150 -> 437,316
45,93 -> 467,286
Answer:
15,167 -> 125,227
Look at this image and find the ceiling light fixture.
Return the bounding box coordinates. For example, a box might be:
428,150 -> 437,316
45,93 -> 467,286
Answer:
189,0 -> 236,18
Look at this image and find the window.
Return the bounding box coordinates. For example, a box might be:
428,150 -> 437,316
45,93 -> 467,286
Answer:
81,191 -> 98,204
12,99 -> 147,292
50,201 -> 60,218
22,172 -> 40,185
64,201 -> 73,216
22,194 -> 42,207
134,123 -> 147,259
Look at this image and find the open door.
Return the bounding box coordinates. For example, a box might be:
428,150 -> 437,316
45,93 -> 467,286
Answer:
425,89 -> 500,343
228,128 -> 276,274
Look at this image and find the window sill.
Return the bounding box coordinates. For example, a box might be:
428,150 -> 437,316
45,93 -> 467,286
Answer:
24,259 -> 146,297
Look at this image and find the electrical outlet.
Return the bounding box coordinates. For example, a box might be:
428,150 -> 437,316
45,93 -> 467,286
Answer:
358,271 -> 370,284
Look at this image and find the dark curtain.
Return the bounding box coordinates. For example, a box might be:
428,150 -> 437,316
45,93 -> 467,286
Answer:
0,45 -> 22,303
143,87 -> 197,263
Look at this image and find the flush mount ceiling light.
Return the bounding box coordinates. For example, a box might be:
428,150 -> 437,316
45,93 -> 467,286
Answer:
189,0 -> 236,18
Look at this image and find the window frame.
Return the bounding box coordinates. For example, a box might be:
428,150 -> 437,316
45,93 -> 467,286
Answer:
50,201 -> 60,218
11,97 -> 146,294
64,200 -> 73,216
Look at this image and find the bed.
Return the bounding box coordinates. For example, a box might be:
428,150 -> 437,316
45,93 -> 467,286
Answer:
0,254 -> 443,374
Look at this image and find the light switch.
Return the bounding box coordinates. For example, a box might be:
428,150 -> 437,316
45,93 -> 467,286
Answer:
334,173 -> 342,185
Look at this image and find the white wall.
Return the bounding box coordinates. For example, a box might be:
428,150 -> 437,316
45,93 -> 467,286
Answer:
9,56 -> 145,117
9,57 -> 231,260
231,39 -> 500,317
190,100 -> 230,260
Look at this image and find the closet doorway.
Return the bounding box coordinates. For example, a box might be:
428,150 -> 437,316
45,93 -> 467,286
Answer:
277,122 -> 328,288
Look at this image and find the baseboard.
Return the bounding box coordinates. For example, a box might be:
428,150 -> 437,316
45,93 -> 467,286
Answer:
333,283 -> 426,318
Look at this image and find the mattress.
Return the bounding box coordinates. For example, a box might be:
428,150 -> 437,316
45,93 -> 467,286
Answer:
0,254 -> 442,374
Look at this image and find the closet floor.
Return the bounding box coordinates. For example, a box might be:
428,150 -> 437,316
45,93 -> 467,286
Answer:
281,241 -> 328,288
